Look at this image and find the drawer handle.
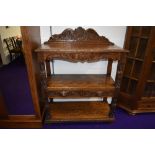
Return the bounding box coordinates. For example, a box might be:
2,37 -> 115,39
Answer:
97,91 -> 103,96
61,90 -> 68,97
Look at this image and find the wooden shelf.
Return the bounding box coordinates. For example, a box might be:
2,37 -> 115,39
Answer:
47,74 -> 115,90
45,101 -> 114,123
127,56 -> 143,62
131,35 -> 149,39
147,80 -> 155,83
141,97 -> 155,102
123,75 -> 138,81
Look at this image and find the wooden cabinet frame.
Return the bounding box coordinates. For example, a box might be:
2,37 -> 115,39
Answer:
118,26 -> 155,114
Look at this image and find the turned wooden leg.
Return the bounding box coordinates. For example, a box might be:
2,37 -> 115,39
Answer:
103,97 -> 107,102
48,98 -> 53,103
46,60 -> 51,76
10,53 -> 12,62
38,59 -> 50,121
109,53 -> 126,118
109,98 -> 117,117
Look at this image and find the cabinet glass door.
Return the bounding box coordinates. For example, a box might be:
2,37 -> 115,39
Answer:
143,62 -> 155,97
121,27 -> 151,96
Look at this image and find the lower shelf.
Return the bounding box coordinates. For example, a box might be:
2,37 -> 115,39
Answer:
45,101 -> 114,123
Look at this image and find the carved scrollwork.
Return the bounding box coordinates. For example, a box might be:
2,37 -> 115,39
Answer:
45,53 -> 119,63
46,27 -> 114,45
115,54 -> 126,90
39,62 -> 47,100
109,53 -> 126,117
47,90 -> 114,97
39,62 -> 46,73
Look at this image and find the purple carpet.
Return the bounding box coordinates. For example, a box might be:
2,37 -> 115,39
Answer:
0,57 -> 35,115
0,57 -> 155,129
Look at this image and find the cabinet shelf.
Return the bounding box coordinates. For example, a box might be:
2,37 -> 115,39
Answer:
143,82 -> 155,97
131,35 -> 149,39
127,56 -> 143,62
123,75 -> 138,81
147,80 -> 155,83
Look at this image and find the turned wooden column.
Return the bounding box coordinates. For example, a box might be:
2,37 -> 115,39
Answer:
103,59 -> 113,102
37,54 -> 49,118
110,53 -> 126,117
46,60 -> 51,76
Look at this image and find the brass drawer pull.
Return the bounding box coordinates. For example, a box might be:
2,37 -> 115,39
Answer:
61,90 -> 68,97
97,91 -> 103,96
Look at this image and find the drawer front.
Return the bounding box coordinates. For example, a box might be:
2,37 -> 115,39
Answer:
47,89 -> 114,98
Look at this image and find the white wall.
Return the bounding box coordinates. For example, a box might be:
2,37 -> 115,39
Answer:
40,26 -> 126,77
40,26 -> 51,44
40,26 -> 127,102
0,26 -> 21,64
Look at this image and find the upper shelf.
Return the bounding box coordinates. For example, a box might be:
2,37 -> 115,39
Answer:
35,27 -> 128,54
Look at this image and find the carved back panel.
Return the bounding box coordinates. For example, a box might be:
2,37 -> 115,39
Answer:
46,27 -> 114,45
36,27 -> 128,77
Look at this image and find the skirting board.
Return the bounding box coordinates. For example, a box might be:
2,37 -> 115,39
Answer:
0,115 -> 42,128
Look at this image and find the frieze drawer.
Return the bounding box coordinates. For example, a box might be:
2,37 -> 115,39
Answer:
47,89 -> 114,98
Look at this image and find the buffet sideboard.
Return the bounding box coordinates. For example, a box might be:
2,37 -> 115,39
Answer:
35,27 -> 128,123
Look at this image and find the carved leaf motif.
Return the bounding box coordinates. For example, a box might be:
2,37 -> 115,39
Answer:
47,27 -> 114,45
48,90 -> 112,97
46,53 -> 119,63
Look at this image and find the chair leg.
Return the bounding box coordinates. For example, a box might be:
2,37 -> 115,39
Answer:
10,53 -> 12,62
